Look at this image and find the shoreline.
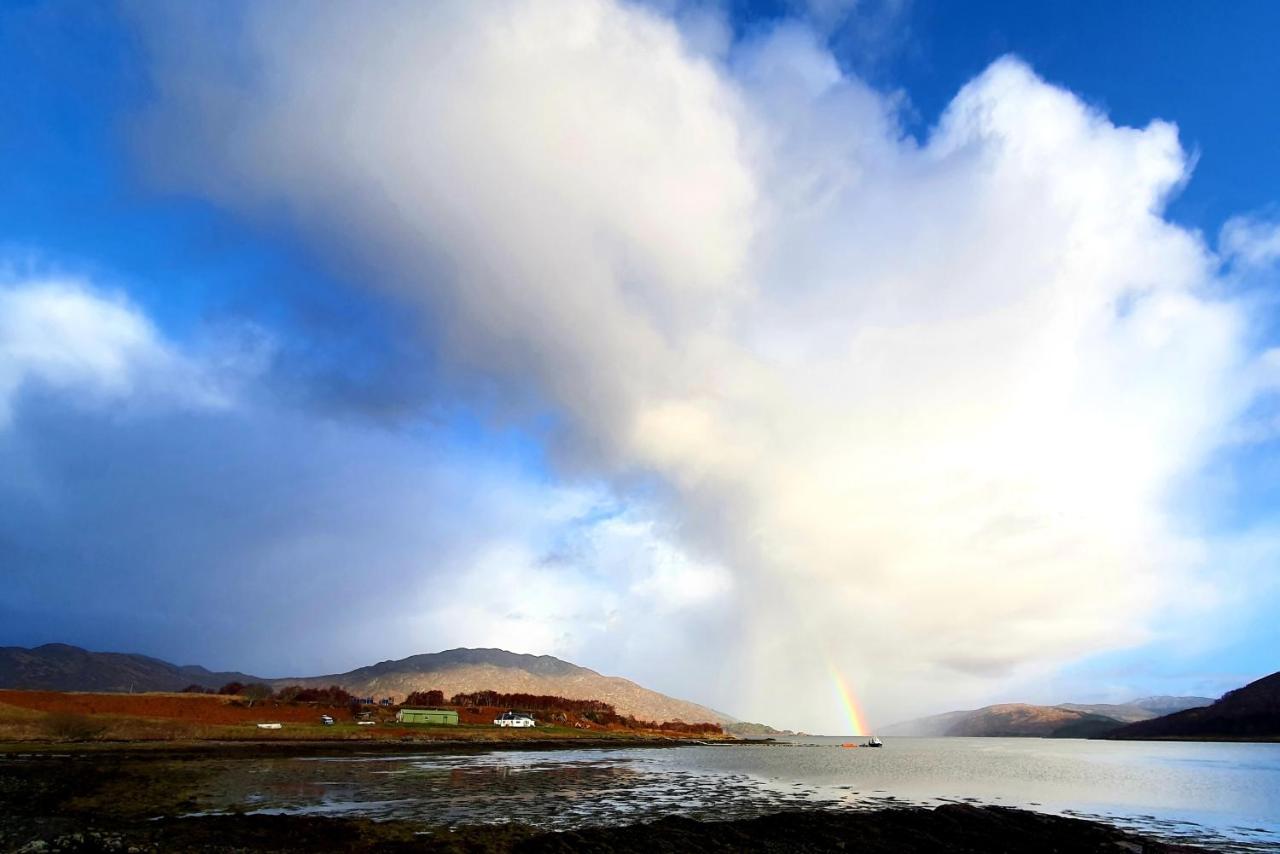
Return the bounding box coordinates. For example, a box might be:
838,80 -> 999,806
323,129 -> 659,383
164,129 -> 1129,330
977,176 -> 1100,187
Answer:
0,734 -> 739,759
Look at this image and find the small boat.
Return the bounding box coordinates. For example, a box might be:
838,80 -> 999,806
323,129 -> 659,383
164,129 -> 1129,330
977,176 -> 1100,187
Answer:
861,736 -> 883,747
255,722 -> 283,730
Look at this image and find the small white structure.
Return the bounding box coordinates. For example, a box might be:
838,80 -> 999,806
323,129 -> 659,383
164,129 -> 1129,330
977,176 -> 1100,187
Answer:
320,715 -> 335,726
256,723 -> 283,730
494,711 -> 536,728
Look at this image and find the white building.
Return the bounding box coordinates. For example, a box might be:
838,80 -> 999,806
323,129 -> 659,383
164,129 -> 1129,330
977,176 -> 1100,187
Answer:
494,711 -> 536,727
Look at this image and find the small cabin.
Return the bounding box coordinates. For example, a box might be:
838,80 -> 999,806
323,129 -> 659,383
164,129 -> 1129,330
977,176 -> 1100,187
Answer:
494,711 -> 536,728
396,708 -> 459,726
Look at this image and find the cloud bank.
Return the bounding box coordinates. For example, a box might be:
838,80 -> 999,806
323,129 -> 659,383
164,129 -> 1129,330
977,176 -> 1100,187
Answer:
36,0 -> 1269,728
0,275 -> 701,681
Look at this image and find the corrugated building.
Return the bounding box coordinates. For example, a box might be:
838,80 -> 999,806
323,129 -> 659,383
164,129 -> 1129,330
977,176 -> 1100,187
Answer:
396,708 -> 459,725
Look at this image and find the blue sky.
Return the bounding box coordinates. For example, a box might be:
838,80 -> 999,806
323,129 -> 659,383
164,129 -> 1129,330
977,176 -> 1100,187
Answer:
2,0 -> 1278,732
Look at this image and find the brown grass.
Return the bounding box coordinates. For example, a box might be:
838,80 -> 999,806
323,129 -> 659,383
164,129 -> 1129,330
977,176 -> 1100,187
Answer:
0,690 -> 349,725
0,690 -> 728,746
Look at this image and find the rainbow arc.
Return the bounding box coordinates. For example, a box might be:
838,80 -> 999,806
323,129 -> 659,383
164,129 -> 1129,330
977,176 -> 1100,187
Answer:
827,661 -> 870,737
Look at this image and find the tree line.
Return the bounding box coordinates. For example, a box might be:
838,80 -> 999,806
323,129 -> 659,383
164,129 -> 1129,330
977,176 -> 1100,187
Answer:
180,683 -> 722,734
407,689 -> 723,735
182,683 -> 353,704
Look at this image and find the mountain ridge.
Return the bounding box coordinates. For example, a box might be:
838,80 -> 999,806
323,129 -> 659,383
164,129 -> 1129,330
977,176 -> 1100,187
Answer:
293,648 -> 591,682
1106,671 -> 1280,740
0,644 -> 733,726
270,647 -> 734,725
0,643 -> 262,694
882,695 -> 1213,738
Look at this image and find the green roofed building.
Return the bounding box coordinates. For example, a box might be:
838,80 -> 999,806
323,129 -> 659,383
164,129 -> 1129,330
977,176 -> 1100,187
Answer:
396,708 -> 459,725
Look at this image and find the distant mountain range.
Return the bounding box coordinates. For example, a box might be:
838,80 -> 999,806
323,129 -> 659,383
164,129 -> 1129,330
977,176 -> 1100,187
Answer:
1057,696 -> 1218,722
0,644 -> 734,726
1106,671 -> 1280,741
0,643 -> 262,695
882,696 -> 1214,738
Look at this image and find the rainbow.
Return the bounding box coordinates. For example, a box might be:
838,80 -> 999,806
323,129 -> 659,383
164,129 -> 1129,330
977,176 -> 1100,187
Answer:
827,661 -> 870,737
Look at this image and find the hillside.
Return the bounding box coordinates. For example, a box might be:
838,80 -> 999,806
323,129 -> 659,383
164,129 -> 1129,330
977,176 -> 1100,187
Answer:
882,704 -> 1118,738
0,644 -> 262,693
0,645 -> 733,726
723,721 -> 799,738
273,648 -> 735,725
1056,696 -> 1212,724
1107,671 -> 1280,741
883,696 -> 1211,738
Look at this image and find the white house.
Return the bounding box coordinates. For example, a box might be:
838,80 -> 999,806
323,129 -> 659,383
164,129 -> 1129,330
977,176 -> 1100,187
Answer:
494,711 -> 536,727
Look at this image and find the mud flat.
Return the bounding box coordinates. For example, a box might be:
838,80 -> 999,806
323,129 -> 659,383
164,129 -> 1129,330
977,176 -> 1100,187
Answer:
0,803 -> 1200,853
0,749 -> 1203,853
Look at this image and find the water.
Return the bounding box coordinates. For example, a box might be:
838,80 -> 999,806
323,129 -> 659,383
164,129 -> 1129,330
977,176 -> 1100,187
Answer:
192,738 -> 1280,851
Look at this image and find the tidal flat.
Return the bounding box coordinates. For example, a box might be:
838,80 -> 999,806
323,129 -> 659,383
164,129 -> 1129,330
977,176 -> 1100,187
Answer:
2,739 -> 1278,852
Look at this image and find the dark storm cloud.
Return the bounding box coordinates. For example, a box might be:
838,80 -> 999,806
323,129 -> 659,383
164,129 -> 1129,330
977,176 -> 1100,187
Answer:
0,380 -> 535,676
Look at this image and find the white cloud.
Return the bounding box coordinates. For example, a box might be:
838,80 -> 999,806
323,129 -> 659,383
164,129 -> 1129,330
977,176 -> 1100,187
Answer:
136,1 -> 1272,730
1221,216 -> 1280,269
0,278 -> 240,425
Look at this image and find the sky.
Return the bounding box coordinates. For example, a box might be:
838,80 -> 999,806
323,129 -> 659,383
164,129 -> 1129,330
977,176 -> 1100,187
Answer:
2,0 -> 1279,734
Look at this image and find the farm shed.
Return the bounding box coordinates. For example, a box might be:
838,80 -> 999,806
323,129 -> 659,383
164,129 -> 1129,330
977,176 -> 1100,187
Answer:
396,708 -> 459,725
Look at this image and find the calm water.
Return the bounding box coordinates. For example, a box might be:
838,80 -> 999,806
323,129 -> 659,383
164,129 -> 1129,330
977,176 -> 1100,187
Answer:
195,738 -> 1280,851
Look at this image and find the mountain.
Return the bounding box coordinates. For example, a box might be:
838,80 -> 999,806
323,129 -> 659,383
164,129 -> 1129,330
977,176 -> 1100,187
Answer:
882,703 -> 1124,738
1056,696 -> 1213,724
1127,695 -> 1218,716
272,648 -> 735,725
1106,672 -> 1280,741
0,643 -> 261,693
882,696 -> 1212,738
722,721 -> 799,738
880,709 -> 975,737
0,644 -> 733,726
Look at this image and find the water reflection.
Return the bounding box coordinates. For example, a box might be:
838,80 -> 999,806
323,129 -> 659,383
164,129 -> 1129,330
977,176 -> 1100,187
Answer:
183,740 -> 1280,852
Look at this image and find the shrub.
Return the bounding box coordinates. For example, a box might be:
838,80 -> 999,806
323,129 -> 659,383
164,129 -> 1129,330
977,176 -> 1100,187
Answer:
448,691 -> 618,717
275,684 -> 352,704
242,683 -> 274,703
43,712 -> 108,742
403,690 -> 445,707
